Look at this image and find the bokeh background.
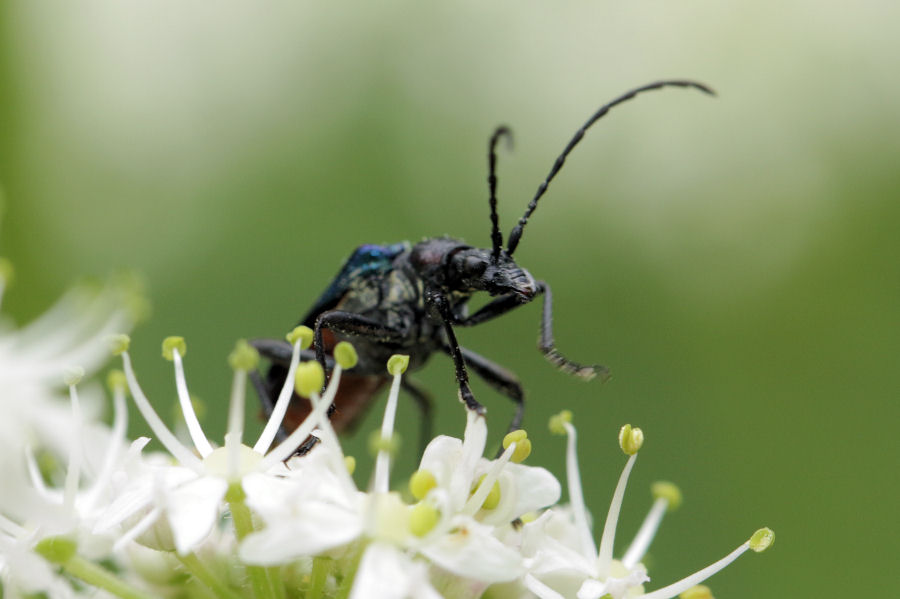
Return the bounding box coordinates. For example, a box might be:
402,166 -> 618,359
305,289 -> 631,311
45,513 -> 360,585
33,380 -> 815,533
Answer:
1,1 -> 897,597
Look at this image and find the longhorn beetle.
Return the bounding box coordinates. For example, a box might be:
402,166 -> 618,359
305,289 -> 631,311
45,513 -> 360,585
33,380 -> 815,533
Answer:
250,79 -> 714,450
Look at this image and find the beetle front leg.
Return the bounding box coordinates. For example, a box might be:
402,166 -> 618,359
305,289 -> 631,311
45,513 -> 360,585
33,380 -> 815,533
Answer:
453,293 -> 527,327
444,344 -> 525,434
536,280 -> 610,381
425,290 -> 485,415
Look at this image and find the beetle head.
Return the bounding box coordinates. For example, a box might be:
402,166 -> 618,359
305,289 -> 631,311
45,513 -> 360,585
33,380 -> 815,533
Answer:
448,247 -> 536,300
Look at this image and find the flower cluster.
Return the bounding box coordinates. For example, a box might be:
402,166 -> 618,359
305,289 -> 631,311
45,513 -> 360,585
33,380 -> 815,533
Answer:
0,271 -> 773,598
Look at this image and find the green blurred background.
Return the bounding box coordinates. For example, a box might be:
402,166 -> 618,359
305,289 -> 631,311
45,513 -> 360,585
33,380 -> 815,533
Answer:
1,1 -> 897,597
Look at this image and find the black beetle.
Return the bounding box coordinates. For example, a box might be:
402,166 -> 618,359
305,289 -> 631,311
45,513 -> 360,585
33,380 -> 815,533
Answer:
250,80 -> 713,449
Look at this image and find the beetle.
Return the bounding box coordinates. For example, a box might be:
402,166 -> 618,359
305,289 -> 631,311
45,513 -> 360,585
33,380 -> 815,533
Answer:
250,79 -> 713,450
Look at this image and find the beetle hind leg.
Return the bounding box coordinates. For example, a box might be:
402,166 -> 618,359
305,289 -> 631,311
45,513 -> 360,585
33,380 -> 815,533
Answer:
401,378 -> 434,455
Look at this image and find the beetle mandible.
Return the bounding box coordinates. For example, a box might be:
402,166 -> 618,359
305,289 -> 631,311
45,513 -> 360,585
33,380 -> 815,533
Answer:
250,79 -> 714,450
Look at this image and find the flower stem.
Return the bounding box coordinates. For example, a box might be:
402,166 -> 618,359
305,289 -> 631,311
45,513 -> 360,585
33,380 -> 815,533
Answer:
227,483 -> 281,599
63,554 -> 156,599
334,546 -> 364,599
309,557 -> 331,599
177,553 -> 244,599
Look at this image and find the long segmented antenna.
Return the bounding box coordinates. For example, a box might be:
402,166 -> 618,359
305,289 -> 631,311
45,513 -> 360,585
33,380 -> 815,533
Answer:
506,79 -> 715,255
487,126 -> 513,262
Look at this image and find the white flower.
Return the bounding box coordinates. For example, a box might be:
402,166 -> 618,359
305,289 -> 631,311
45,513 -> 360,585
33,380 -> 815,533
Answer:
0,270 -> 139,510
95,331 -> 346,556
0,368 -> 131,597
520,412 -> 774,599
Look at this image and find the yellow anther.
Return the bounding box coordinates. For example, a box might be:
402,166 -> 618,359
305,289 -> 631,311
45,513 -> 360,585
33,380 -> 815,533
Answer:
162,336 -> 186,361
409,501 -> 440,537
409,469 -> 438,500
286,325 -> 313,349
228,339 -> 259,371
387,354 -> 409,376
680,584 -> 715,599
651,481 -> 683,511
344,456 -> 356,476
472,474 -> 502,510
334,342 -> 358,369
749,527 -> 775,552
619,424 -> 644,455
106,369 -> 127,393
503,430 -> 532,463
368,431 -> 400,457
63,366 -> 85,387
108,334 -> 131,356
548,409 -> 573,435
295,361 -> 325,397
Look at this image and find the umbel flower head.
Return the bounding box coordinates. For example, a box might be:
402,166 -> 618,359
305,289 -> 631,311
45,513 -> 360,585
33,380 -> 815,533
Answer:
0,324 -> 774,598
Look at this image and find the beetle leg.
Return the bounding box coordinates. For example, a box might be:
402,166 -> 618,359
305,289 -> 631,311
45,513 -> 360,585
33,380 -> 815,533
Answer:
248,337 -> 336,446
400,377 -> 434,454
535,281 -> 610,381
249,338 -> 334,369
313,310 -> 410,371
454,293 -> 526,326
425,290 -> 485,415
442,343 -> 525,434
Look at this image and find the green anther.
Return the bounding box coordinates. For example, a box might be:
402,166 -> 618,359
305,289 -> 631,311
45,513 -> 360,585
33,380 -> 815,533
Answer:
503,430 -> 532,463
228,339 -> 259,371
619,424 -> 644,455
409,469 -> 438,500
368,431 -> 400,456
409,501 -> 440,537
680,584 -> 714,599
749,527 -> 775,552
651,481 -> 683,511
344,455 -> 357,476
387,354 -> 409,376
472,474 -> 501,510
162,336 -> 186,361
108,334 -> 131,356
548,410 -> 573,435
334,341 -> 358,369
286,325 -> 313,349
295,361 -> 325,397
63,366 -> 85,387
0,257 -> 13,284
34,536 -> 77,564
106,369 -> 127,392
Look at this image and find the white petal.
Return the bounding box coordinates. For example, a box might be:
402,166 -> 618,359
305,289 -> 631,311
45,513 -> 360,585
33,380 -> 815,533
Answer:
239,501 -> 363,564
577,578 -> 607,599
419,517 -> 524,583
479,463 -> 561,527
166,475 -> 227,554
350,543 -> 441,599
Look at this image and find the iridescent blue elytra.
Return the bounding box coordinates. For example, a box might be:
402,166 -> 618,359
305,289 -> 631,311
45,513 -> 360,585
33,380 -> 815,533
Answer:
302,242 -> 410,325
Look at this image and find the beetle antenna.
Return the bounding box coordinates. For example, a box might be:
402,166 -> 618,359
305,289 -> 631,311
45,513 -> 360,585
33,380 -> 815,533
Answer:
488,126 -> 513,262
506,79 -> 715,255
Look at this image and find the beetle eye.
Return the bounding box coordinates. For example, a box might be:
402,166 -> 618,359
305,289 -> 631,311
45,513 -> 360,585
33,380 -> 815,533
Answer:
465,256 -> 487,276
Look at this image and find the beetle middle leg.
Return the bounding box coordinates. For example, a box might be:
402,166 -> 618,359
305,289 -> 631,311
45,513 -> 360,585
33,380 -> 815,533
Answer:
400,377 -> 434,454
